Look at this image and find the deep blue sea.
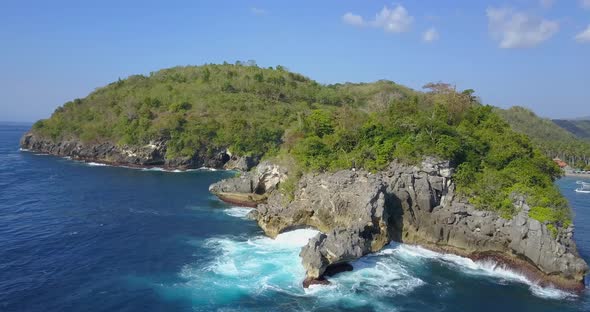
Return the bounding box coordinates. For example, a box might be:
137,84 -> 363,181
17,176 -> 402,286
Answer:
1,122 -> 590,312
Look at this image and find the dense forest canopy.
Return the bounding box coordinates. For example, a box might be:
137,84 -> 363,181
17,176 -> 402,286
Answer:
31,63 -> 576,231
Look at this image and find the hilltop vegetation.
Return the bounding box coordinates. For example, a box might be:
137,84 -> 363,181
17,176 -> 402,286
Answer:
30,63 -> 571,227
553,118 -> 590,141
496,107 -> 590,170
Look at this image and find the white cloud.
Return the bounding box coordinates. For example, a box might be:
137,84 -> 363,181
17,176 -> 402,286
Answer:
575,25 -> 590,42
251,7 -> 267,16
486,7 -> 559,48
342,5 -> 413,33
372,5 -> 414,33
539,0 -> 555,9
422,27 -> 439,42
581,0 -> 590,9
342,12 -> 364,26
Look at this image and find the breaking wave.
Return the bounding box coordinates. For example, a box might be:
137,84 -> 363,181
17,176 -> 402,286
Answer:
155,229 -> 319,307
392,244 -> 574,300
24,151 -> 228,173
152,227 -> 581,311
86,162 -> 110,167
197,166 -> 219,171
223,207 -> 254,219
82,161 -> 211,173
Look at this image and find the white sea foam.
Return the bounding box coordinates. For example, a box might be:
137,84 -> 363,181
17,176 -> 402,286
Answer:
393,244 -> 575,300
223,207 -> 253,218
18,148 -> 50,156
119,165 -> 220,173
306,243 -> 574,305
83,162 -> 205,173
172,228 -> 420,311
156,229 -> 319,306
139,167 -> 183,172
197,166 -> 218,171
305,245 -> 425,311
27,152 -> 225,173
86,162 -> 110,167
156,230 -> 577,310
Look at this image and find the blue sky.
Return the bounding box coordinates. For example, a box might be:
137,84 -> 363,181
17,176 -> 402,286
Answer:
0,0 -> 589,122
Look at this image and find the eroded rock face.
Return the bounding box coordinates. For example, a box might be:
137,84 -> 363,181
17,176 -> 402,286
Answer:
257,170 -> 388,237
208,161 -> 288,206
223,155 -> 258,171
19,132 -> 247,170
211,158 -> 588,291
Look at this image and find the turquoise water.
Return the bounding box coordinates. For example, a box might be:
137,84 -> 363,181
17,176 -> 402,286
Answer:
1,123 -> 589,311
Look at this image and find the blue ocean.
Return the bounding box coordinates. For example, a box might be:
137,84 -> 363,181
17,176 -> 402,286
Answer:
1,122 -> 589,312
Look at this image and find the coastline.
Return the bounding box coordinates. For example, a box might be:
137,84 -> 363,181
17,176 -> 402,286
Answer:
210,160 -> 588,294
21,133 -> 589,294
564,172 -> 590,179
19,148 -> 224,173
216,193 -> 586,293
19,132 -> 254,172
419,242 -> 586,293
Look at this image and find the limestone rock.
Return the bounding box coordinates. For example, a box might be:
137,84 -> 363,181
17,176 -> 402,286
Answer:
19,132 -> 257,170
223,155 -> 258,171
209,161 -> 288,207
211,157 -> 588,291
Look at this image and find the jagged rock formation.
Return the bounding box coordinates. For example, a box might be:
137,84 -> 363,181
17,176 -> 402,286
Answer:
19,132 -> 255,170
210,158 -> 588,291
209,161 -> 287,207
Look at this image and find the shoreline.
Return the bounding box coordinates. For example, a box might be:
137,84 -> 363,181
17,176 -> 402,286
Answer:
19,148 -> 224,173
214,188 -> 587,294
417,242 -> 586,293
564,172 -> 590,179
24,145 -> 588,294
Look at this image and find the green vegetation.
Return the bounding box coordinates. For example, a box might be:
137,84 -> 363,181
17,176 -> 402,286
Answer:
553,118 -> 590,141
31,64 -> 572,227
496,106 -> 590,169
33,63 -> 326,159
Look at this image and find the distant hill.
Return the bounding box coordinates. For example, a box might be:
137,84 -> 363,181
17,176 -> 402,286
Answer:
495,106 -> 590,168
552,119 -> 590,140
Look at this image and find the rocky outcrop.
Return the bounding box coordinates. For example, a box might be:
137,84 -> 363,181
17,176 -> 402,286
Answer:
210,158 -> 588,292
19,132 -> 256,170
209,161 -> 287,206
223,153 -> 259,171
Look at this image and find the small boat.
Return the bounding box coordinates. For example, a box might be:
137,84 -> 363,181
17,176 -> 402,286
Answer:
575,182 -> 590,193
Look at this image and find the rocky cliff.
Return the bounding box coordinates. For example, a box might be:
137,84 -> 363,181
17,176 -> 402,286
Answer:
210,158 -> 588,291
20,132 -> 256,171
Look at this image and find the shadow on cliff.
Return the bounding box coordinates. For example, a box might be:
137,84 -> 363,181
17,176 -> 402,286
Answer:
385,192 -> 407,244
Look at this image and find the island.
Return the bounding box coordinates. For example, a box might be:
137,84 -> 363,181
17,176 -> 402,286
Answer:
20,63 -> 588,291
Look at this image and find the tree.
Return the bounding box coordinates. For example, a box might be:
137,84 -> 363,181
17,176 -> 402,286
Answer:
462,89 -> 476,102
254,72 -> 264,83
306,110 -> 334,138
423,82 -> 453,94
221,81 -> 236,93
202,68 -> 211,82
